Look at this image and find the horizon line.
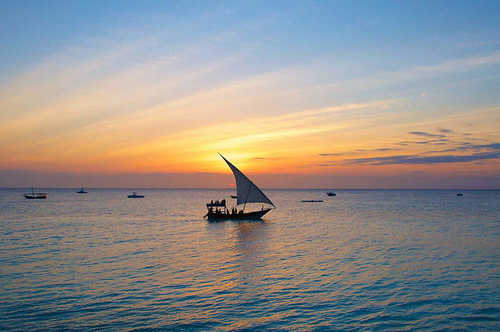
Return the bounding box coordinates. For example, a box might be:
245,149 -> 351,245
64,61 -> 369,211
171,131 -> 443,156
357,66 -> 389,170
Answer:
1,187 -> 498,191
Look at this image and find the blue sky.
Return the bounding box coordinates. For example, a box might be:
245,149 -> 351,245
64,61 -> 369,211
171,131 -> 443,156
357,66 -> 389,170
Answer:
2,1 -> 499,73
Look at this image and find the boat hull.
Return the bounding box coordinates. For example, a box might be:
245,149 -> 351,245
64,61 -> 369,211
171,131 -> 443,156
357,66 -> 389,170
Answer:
24,194 -> 47,199
206,208 -> 272,221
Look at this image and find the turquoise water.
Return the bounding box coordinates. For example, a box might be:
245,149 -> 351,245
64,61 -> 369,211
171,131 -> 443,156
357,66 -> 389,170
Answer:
1,189 -> 499,330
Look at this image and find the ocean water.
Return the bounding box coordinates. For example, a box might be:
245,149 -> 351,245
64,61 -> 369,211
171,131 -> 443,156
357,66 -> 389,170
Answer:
0,188 -> 499,331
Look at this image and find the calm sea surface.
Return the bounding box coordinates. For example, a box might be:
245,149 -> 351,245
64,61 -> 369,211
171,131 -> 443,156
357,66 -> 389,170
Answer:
1,188 -> 499,331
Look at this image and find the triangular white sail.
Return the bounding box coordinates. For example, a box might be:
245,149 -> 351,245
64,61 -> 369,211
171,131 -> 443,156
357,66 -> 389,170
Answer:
219,154 -> 275,207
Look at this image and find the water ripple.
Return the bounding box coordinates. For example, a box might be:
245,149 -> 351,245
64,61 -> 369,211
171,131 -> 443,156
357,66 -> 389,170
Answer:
0,189 -> 499,330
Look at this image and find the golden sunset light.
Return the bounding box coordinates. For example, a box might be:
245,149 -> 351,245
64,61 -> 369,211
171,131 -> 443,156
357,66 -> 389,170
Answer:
1,1 -> 499,189
2,2 -> 500,331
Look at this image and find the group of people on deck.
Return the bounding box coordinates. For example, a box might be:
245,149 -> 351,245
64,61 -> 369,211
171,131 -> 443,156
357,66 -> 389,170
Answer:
208,205 -> 243,215
207,198 -> 245,215
209,199 -> 226,206
207,203 -> 266,216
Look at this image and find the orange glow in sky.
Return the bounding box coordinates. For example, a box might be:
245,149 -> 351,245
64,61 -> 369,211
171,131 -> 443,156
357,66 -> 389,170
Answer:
1,2 -> 500,188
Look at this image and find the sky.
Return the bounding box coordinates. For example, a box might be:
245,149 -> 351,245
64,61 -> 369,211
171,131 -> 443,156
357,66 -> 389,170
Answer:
1,0 -> 500,188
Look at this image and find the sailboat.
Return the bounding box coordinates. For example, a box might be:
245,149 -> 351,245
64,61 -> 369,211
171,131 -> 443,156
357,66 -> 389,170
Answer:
24,186 -> 47,199
76,187 -> 87,194
204,154 -> 275,221
128,192 -> 145,198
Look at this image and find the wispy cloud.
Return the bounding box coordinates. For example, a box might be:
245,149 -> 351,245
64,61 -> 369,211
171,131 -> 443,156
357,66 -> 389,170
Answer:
375,148 -> 401,151
319,153 -> 346,157
173,99 -> 397,151
397,139 -> 448,146
345,152 -> 500,165
252,157 -> 282,160
437,128 -> 453,133
408,131 -> 446,138
300,51 -> 500,100
318,147 -> 401,157
424,142 -> 500,154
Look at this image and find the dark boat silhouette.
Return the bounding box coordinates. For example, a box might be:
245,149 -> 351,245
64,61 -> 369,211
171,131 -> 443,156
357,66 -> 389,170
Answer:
327,192 -> 336,196
204,154 -> 275,221
128,192 -> 144,198
76,187 -> 87,194
205,199 -> 271,221
457,193 -> 464,196
24,187 -> 47,199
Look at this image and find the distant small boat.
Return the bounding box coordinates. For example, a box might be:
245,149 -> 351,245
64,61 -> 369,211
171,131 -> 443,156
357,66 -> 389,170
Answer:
327,192 -> 336,196
76,187 -> 87,194
301,200 -> 323,203
457,193 -> 464,196
231,195 -> 238,199
128,192 -> 144,198
24,187 -> 47,199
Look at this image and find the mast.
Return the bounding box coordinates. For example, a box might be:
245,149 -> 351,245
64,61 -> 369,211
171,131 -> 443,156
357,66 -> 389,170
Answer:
242,184 -> 251,212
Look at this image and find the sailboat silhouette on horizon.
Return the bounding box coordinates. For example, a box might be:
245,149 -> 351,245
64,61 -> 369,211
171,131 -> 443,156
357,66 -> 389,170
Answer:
204,154 -> 275,221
